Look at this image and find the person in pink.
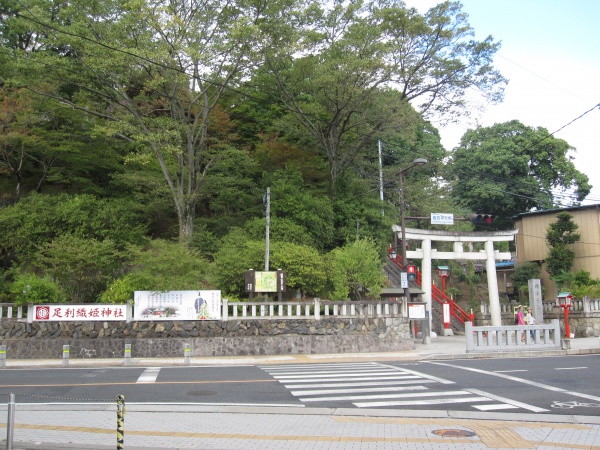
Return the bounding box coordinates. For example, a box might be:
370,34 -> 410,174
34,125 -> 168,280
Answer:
517,305 -> 526,341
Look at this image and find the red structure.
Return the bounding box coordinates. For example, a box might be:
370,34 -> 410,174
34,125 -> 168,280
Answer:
556,292 -> 574,338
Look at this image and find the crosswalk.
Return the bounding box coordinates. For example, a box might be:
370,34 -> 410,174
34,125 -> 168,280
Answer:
259,362 -> 539,411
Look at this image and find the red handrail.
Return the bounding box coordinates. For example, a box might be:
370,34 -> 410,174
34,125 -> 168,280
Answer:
389,256 -> 469,325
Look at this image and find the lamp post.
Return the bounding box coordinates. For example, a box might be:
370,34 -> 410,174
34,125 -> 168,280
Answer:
399,158 -> 427,301
398,158 -> 428,343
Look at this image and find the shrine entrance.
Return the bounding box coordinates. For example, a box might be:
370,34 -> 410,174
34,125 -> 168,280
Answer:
392,226 -> 518,331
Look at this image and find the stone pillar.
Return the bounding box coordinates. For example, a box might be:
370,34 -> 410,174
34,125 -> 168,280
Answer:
485,240 -> 501,326
422,238 -> 432,341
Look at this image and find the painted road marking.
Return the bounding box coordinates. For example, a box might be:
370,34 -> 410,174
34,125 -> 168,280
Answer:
428,361 -> 600,403
136,367 -> 161,383
555,366 -> 587,370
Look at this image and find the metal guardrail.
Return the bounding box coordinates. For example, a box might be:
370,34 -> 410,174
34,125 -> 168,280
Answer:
465,319 -> 561,353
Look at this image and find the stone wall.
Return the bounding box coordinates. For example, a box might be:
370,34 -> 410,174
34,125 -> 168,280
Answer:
0,317 -> 413,359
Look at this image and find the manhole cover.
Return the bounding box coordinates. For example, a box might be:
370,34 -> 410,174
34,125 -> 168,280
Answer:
432,429 -> 477,437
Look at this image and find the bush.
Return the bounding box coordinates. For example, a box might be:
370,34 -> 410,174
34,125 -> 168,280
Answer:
9,272 -> 66,305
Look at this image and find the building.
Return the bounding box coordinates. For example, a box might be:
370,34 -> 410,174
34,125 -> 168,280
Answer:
513,204 -> 600,300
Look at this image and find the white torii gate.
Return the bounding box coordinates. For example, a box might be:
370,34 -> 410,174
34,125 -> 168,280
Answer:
392,226 -> 519,329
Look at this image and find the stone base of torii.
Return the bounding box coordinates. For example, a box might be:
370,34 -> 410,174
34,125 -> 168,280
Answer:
392,226 -> 519,335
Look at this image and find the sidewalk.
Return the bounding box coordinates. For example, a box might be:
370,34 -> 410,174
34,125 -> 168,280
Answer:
2,335 -> 600,450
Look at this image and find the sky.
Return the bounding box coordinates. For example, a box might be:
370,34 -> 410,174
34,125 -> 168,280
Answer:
405,0 -> 600,206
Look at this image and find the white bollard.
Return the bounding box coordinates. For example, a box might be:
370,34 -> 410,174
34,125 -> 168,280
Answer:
62,345 -> 70,366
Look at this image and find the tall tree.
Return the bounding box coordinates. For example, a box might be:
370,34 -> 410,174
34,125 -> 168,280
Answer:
261,0 -> 506,192
6,0 -> 296,244
448,120 -> 591,229
545,211 -> 580,280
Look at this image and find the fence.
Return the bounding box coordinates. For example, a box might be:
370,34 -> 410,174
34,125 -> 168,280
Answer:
0,304 -> 25,320
1,299 -> 404,323
481,297 -> 600,315
465,319 -> 561,353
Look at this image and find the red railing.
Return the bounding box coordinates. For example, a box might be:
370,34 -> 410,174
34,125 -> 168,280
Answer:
389,256 -> 469,325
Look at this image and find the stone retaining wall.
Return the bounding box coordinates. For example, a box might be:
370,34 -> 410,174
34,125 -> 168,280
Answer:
0,317 -> 413,359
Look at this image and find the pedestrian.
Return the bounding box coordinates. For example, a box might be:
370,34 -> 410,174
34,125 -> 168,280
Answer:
526,307 -> 539,339
517,305 -> 526,341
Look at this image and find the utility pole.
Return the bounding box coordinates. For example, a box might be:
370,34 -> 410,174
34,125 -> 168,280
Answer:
378,139 -> 384,216
264,187 -> 270,272
264,187 -> 270,302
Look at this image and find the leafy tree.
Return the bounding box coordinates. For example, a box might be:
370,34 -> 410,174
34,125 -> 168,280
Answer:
262,0 -> 505,192
0,193 -> 147,266
269,241 -> 327,299
449,121 -> 591,229
100,239 -> 214,304
545,211 -> 581,280
511,261 -> 541,300
6,0 -> 297,244
8,272 -> 65,305
327,238 -> 385,300
33,235 -> 123,303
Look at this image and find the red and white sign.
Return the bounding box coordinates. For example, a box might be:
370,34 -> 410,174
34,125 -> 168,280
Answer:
34,305 -> 127,321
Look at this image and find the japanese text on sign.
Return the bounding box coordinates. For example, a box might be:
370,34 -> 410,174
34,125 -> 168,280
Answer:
34,305 -> 127,321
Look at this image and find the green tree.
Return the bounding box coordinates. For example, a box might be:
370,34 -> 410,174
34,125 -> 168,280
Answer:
545,212 -> 581,281
33,235 -> 123,303
448,121 -> 591,229
8,272 -> 65,305
262,0 -> 505,192
6,0 -> 297,244
327,238 -> 385,301
511,261 -> 541,301
100,239 -> 214,304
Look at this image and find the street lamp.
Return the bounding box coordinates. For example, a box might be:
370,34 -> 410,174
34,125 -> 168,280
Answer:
399,158 -> 427,302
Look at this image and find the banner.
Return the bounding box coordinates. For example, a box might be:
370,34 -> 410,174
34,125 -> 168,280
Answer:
34,304 -> 127,321
134,290 -> 221,320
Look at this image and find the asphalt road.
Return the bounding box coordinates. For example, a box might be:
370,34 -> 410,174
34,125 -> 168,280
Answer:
1,355 -> 599,416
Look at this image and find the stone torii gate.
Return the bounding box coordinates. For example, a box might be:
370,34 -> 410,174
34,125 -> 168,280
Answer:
392,226 -> 519,329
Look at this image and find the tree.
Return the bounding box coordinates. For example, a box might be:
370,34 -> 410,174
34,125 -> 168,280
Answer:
100,239 -> 214,304
6,0 -> 296,244
448,121 -> 591,229
327,238 -> 385,300
545,211 -> 580,281
261,0 -> 506,192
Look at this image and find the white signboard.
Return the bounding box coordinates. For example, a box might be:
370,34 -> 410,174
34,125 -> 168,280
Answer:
34,304 -> 127,321
431,213 -> 454,225
408,303 -> 426,320
400,272 -> 408,289
134,290 -> 221,321
443,302 -> 451,324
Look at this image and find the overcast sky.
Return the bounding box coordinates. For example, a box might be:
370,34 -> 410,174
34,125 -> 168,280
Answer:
405,0 -> 600,206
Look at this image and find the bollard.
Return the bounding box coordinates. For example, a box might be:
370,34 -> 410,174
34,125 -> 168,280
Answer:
7,392 -> 15,450
116,394 -> 125,450
124,344 -> 131,366
0,345 -> 6,369
184,343 -> 191,365
62,344 -> 70,367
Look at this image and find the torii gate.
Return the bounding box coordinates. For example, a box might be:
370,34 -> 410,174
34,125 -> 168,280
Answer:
392,226 -> 519,329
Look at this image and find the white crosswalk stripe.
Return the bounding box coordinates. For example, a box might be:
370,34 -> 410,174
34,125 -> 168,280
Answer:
259,362 -> 524,411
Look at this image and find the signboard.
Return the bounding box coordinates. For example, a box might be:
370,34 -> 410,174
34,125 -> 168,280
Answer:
431,213 -> 454,225
408,303 -> 426,320
34,304 -> 127,321
255,271 -> 277,293
443,302 -> 450,324
400,272 -> 408,289
134,290 -> 221,321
